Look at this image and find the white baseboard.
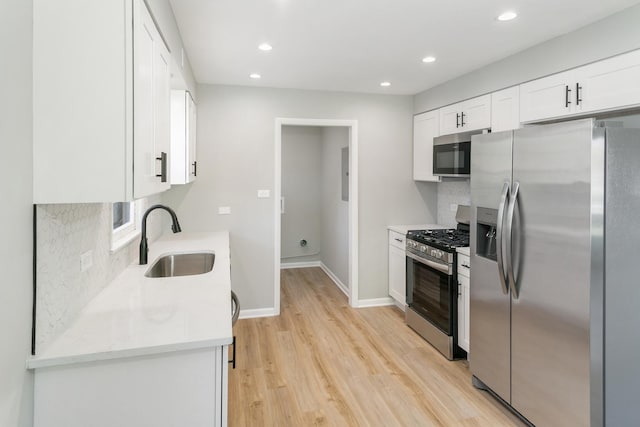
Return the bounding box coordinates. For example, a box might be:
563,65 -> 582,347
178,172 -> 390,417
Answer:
280,261 -> 321,269
319,263 -> 349,297
238,308 -> 278,320
356,297 -> 396,308
393,299 -> 407,312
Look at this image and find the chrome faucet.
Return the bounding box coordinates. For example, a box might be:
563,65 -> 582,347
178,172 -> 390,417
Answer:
139,204 -> 182,265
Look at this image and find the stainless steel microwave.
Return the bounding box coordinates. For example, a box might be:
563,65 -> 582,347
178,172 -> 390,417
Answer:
433,130 -> 485,177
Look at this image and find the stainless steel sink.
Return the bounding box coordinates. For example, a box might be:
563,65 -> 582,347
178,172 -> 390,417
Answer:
145,252 -> 215,278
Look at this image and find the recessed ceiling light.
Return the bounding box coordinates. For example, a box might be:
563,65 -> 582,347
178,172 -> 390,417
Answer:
422,56 -> 436,63
497,11 -> 517,21
380,81 -> 391,87
250,73 -> 261,79
258,43 -> 273,51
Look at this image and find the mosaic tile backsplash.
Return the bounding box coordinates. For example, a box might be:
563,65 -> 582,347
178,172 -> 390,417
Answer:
35,196 -> 163,354
437,179 -> 471,226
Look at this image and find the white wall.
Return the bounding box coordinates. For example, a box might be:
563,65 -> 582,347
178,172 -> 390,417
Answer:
0,0 -> 34,425
281,126 -> 323,262
414,3 -> 640,113
162,84 -> 438,310
320,127 -> 350,286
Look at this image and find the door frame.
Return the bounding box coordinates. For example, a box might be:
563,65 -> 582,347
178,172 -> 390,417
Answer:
274,118 -> 359,313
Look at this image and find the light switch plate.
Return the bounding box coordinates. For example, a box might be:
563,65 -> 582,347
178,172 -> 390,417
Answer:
218,206 -> 231,215
257,189 -> 270,198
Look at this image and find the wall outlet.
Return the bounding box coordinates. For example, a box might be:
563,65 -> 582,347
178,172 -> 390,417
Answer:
450,203 -> 458,212
257,189 -> 270,198
80,250 -> 93,272
218,206 -> 231,215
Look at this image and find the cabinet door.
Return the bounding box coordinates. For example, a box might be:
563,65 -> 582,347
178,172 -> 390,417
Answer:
134,0 -> 170,198
576,49 -> 640,115
388,242 -> 407,305
413,110 -> 441,182
439,102 -> 464,136
519,69 -> 575,123
461,94 -> 491,131
187,92 -> 198,182
458,274 -> 470,352
491,86 -> 520,132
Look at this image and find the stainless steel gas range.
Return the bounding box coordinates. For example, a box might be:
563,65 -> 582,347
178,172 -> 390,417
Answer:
405,206 -> 469,360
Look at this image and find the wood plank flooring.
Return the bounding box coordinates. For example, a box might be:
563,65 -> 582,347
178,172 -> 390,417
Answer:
229,267 -> 523,427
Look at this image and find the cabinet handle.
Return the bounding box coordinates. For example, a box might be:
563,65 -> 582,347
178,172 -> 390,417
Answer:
155,152 -> 167,182
456,113 -> 460,128
228,336 -> 236,369
192,161 -> 197,177
458,282 -> 461,297
461,112 -> 466,127
394,238 -> 403,243
461,263 -> 470,269
565,85 -> 572,108
576,83 -> 582,106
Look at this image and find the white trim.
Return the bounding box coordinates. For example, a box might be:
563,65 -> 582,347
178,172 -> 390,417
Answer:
110,230 -> 141,253
275,118 -> 359,311
320,262 -> 348,297
357,297 -> 396,308
392,300 -> 407,312
280,261 -> 322,269
238,308 -> 278,320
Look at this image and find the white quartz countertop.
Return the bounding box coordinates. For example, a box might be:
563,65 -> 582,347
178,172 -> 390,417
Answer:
27,231 -> 233,369
457,247 -> 470,256
388,224 -> 448,235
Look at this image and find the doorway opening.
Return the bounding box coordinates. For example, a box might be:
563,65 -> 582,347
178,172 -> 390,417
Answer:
274,118 -> 359,313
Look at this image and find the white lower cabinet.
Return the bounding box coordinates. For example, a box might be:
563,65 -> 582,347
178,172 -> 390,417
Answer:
388,230 -> 407,306
457,253 -> 470,353
33,346 -> 229,427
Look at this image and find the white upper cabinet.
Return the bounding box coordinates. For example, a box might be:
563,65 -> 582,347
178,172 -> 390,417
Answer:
413,110 -> 441,182
33,0 -> 171,203
134,0 -> 171,197
491,86 -> 520,132
575,49 -> 640,114
439,94 -> 491,136
519,69 -> 577,123
171,91 -> 198,185
520,49 -> 640,123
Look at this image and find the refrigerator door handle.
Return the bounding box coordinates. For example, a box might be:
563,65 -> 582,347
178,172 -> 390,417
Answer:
495,182 -> 510,295
506,181 -> 520,299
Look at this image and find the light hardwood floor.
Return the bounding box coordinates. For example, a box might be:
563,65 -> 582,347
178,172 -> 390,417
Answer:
229,267 -> 524,427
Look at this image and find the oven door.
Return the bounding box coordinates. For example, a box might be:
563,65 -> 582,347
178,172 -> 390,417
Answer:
433,141 -> 471,177
406,252 -> 454,335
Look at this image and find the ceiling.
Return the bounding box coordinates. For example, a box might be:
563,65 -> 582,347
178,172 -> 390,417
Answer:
169,0 -> 640,95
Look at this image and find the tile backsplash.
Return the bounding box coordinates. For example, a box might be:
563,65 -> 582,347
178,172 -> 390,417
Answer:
35,196 -> 162,353
437,179 -> 471,226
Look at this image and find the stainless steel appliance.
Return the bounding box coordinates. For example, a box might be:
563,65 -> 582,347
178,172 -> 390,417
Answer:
405,207 -> 469,360
433,130 -> 484,177
470,118 -> 640,426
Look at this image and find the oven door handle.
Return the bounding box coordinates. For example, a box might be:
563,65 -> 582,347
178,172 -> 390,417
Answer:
495,182 -> 510,295
406,252 -> 451,275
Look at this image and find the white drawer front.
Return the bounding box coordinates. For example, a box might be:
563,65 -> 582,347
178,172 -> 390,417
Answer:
389,231 -> 406,250
457,254 -> 470,278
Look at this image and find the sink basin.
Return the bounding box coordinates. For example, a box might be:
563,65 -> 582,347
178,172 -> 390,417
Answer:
145,252 -> 215,278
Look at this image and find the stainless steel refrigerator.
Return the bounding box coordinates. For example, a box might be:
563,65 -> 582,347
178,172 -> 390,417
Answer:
470,118 -> 640,426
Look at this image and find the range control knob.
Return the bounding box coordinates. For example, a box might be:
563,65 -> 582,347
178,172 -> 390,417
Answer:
420,245 -> 427,252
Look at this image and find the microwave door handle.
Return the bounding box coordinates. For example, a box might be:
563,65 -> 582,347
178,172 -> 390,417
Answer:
505,181 -> 520,299
495,182 -> 510,295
